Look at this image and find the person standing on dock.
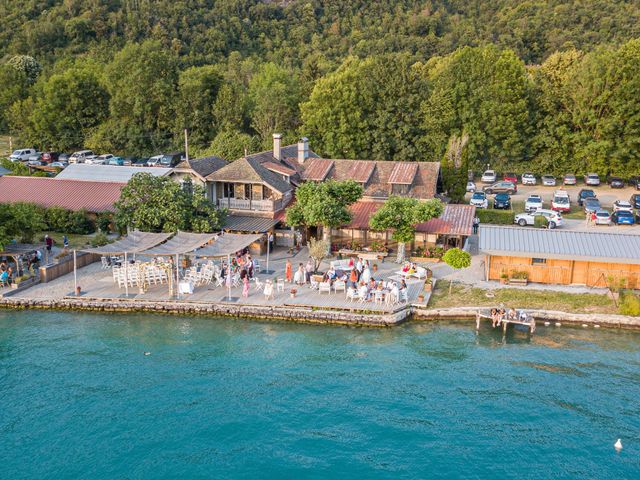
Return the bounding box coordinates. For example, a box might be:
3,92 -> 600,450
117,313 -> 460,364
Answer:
473,215 -> 480,234
285,259 -> 292,283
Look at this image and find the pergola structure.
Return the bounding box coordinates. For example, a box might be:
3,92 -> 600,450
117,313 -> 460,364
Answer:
78,230 -> 263,300
0,244 -> 42,276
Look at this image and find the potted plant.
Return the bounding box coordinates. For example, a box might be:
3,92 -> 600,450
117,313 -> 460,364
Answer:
372,263 -> 378,272
424,278 -> 432,292
290,288 -> 297,298
417,293 -> 425,302
500,272 -> 508,284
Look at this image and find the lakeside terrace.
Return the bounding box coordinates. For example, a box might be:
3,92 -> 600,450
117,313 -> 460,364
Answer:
59,232 -> 428,314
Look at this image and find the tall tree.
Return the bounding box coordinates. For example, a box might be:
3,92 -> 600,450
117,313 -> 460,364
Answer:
441,133 -> 470,203
369,197 -> 444,263
285,180 -> 363,248
0,64 -> 29,132
301,54 -> 429,160
421,45 -> 533,170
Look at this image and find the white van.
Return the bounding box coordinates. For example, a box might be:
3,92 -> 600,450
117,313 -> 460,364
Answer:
551,190 -> 571,213
69,150 -> 94,164
9,148 -> 37,162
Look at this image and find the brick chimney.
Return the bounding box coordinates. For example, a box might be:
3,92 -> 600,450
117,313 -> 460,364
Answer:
297,137 -> 309,164
272,133 -> 282,161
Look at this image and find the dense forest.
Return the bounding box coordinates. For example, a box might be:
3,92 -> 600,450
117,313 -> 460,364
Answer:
1,0 -> 640,177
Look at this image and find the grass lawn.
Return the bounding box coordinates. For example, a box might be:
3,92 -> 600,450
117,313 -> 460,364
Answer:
429,282 -> 617,314
36,232 -> 97,250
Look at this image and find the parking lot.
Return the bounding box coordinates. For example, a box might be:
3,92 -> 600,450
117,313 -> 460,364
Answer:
467,178 -> 640,234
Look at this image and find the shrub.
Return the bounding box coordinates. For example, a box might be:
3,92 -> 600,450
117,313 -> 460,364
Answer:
90,232 -> 110,247
46,206 -> 71,231
510,270 -> 528,279
66,210 -> 95,234
477,209 -> 514,225
96,212 -> 112,233
618,291 -> 640,316
534,215 -> 548,228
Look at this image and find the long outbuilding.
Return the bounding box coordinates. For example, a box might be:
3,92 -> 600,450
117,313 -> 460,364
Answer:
479,225 -> 640,287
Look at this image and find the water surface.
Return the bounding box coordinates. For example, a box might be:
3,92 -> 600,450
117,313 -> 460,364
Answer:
1,311 -> 639,479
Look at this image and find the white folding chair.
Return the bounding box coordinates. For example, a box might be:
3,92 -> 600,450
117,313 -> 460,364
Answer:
276,278 -> 285,292
346,288 -> 358,302
400,289 -> 409,303
318,282 -> 331,294
334,280 -> 346,293
253,277 -> 264,292
101,256 -> 110,269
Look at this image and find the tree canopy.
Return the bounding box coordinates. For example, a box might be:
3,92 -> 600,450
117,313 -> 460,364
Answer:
114,174 -> 225,233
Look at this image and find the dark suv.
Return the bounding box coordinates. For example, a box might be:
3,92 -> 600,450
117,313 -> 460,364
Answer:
159,152 -> 184,167
577,189 -> 596,206
630,194 -> 640,209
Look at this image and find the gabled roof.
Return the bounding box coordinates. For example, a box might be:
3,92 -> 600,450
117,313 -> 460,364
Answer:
416,204 -> 475,236
479,225 -> 640,264
56,164 -> 171,182
173,156 -> 227,179
0,176 -> 123,212
389,163 -> 418,184
301,158 -> 334,181
245,143 -> 319,164
300,159 -> 439,200
348,161 -> 376,184
206,157 -> 292,194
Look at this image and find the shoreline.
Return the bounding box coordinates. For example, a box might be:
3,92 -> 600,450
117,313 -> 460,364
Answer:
2,297 -> 640,330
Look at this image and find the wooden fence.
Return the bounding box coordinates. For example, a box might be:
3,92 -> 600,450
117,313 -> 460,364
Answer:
39,252 -> 101,283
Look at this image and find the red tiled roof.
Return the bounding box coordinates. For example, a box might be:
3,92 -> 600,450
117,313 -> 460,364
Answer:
0,176 -> 124,212
416,204 -> 476,236
344,201 -> 384,229
349,160 -> 376,184
388,162 -> 418,184
301,158 -> 334,181
262,162 -> 296,176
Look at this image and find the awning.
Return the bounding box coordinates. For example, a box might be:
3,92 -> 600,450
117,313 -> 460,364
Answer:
223,215 -> 279,233
80,230 -> 173,254
141,232 -> 218,255
187,233 -> 263,258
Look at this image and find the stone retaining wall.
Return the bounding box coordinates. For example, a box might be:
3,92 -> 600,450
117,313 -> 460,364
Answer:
0,297 -> 411,327
413,306 -> 640,329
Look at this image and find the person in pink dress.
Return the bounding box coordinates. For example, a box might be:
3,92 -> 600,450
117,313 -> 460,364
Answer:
242,271 -> 250,298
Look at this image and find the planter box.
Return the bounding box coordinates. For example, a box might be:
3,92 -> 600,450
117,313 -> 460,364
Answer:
410,257 -> 441,263
508,278 -> 528,286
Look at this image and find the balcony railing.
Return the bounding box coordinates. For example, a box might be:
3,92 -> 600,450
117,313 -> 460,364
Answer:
218,197 -> 283,212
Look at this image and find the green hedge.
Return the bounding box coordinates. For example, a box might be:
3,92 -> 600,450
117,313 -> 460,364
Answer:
44,206 -> 96,234
477,209 -> 515,225
619,291 -> 640,316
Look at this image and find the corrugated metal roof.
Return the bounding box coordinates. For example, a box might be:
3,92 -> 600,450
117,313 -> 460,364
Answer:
344,201 -> 384,229
223,215 -> 280,233
388,162 -> 418,184
479,225 -> 640,264
349,160 -> 376,184
301,158 -> 334,181
56,164 -> 171,182
0,176 -> 123,212
262,162 -> 296,176
416,204 -> 475,236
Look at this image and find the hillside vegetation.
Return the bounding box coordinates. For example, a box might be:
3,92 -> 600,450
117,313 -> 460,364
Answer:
1,0 -> 639,178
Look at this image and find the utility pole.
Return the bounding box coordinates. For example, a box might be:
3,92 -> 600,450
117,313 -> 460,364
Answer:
184,128 -> 189,162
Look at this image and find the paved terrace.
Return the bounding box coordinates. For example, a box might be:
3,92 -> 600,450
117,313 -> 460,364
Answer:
13,248 -> 427,314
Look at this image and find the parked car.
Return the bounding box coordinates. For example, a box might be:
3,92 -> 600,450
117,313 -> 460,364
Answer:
563,174 -> 577,185
40,152 -> 59,164
481,170 -> 497,183
69,150 -> 94,164
503,172 -> 518,184
483,181 -> 517,195
133,157 -> 149,167
466,181 -> 476,193
86,153 -> 114,165
608,176 -> 625,188
611,211 -> 635,225
551,190 -> 571,212
9,148 -> 37,162
521,172 -> 537,185
628,176 -> 640,190
159,152 -> 184,167
50,161 -> 67,169
583,197 -> 601,213
514,209 -> 563,229
541,175 -> 556,186
493,193 -> 511,210
470,191 -> 488,209
584,173 -> 601,186
630,194 -> 640,209
525,194 -> 543,212
147,155 -> 163,167
612,200 -> 633,213
58,153 -> 70,164
577,189 -> 597,206
594,209 -> 612,225
27,152 -> 42,164
107,156 -> 125,166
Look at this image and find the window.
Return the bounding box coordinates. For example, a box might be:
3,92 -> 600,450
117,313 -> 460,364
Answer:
532,258 -> 547,264
392,184 -> 411,195
252,184 -> 263,201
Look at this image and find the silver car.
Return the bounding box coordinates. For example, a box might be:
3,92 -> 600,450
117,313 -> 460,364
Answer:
521,172 -> 537,185
542,175 -> 556,186
585,173 -> 601,186
594,209 -> 611,225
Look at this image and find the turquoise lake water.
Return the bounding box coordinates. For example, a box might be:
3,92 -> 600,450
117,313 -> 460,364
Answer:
1,311 -> 639,479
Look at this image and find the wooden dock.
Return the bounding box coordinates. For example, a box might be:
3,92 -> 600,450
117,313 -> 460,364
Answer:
475,311 -> 536,334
